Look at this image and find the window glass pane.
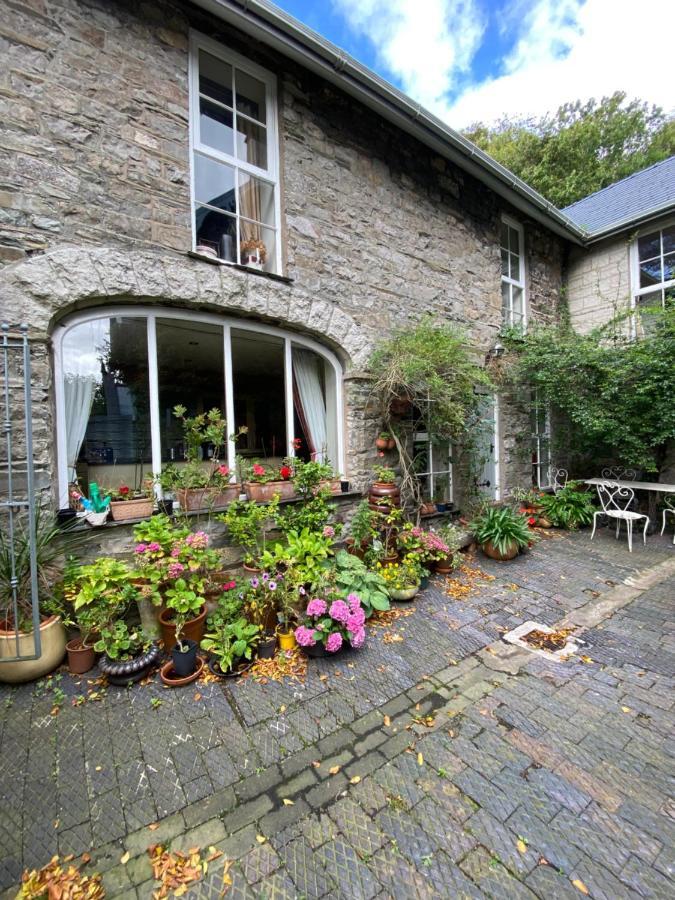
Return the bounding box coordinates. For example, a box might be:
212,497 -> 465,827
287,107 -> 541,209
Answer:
194,205 -> 237,261
663,251 -> 675,283
239,221 -> 276,273
238,172 -> 275,226
500,248 -> 509,277
232,329 -> 286,463
511,286 -> 524,322
663,226 -> 675,255
199,98 -> 234,155
635,293 -> 662,338
501,281 -> 511,317
509,226 -> 520,255
62,317 -> 151,490
194,155 -> 236,213
640,258 -> 662,288
638,230 -> 660,261
199,51 -> 233,108
235,118 -> 267,169
235,69 -> 266,124
510,252 -> 520,282
156,319 -> 225,467
500,221 -> 509,250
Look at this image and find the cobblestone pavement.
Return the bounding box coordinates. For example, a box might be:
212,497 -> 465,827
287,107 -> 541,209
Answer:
1,529 -> 673,898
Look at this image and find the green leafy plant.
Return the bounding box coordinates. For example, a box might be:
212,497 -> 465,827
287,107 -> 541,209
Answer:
332,550 -> 390,617
373,465 -> 396,484
200,617 -> 260,672
163,578 -> 205,647
94,621 -> 151,660
378,556 -> 423,590
133,514 -> 189,554
470,505 -> 535,556
221,496 -> 279,565
435,523 -> 464,553
537,484 -> 596,529
348,501 -> 377,547
72,558 -> 136,622
260,528 -> 333,586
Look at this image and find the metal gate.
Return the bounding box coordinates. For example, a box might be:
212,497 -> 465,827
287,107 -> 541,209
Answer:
0,322 -> 41,661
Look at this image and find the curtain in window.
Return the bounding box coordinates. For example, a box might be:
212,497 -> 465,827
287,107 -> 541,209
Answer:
293,349 -> 327,462
64,374 -> 96,481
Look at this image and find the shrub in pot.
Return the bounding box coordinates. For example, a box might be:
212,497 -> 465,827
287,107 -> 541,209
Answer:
433,523 -> 464,573
537,484 -> 596,529
345,501 -> 376,558
200,616 -> 260,677
470,505 -> 535,561
221,495 -> 280,570
95,621 -> 160,686
294,592 -> 367,657
159,579 -> 206,649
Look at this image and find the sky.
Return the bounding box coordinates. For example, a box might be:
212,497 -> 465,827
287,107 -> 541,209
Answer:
272,0 -> 674,130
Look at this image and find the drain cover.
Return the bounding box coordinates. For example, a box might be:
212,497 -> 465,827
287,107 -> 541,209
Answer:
503,621 -> 582,661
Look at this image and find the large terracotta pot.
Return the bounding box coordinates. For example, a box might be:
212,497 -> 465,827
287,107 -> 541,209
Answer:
176,488 -> 209,511
368,482 -> 400,510
0,616 -> 67,683
435,553 -> 456,574
210,484 -> 241,508
481,540 -> 519,561
244,481 -> 295,502
158,606 -> 207,649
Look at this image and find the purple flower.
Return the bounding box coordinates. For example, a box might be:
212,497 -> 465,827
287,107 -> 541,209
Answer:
262,572 -> 269,582
350,627 -> 366,649
295,625 -> 317,647
299,586 -> 306,595
250,577 -> 259,589
170,546 -> 181,558
326,632 -> 343,653
147,542 -> 161,552
306,598 -> 327,617
329,599 -> 350,624
346,609 -> 366,633
268,581 -> 277,591
134,543 -> 147,554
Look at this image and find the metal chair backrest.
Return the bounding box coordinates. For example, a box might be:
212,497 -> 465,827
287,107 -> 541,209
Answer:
601,466 -> 637,482
596,482 -> 636,513
552,468 -> 568,493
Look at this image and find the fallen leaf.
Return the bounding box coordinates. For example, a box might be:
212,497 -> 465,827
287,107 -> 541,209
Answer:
148,823 -> 160,831
282,799 -> 294,806
572,878 -> 589,894
517,840 -> 527,854
80,853 -> 91,864
349,776 -> 361,784
279,705 -> 286,713
311,760 -> 322,768
621,706 -> 632,713
95,766 -> 102,772
417,753 -> 424,766
383,715 -> 391,727
120,852 -> 130,865
193,692 -> 202,701
319,674 -> 328,682
255,835 -> 266,844
328,766 -> 341,775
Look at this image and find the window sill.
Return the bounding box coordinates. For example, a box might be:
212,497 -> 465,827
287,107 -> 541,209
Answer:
187,251 -> 294,285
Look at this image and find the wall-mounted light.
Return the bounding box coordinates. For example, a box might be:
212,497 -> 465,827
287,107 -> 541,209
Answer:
485,340 -> 505,361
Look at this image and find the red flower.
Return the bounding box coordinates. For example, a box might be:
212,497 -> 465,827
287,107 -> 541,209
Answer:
217,464 -> 230,476
292,437 -> 302,450
279,465 -> 292,480
119,485 -> 130,496
528,517 -> 536,526
252,464 -> 265,476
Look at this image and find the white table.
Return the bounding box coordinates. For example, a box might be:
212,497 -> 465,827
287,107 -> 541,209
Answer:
585,478 -> 675,527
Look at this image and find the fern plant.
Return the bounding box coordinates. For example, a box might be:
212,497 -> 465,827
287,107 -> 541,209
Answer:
470,505 -> 534,556
538,484 -> 595,529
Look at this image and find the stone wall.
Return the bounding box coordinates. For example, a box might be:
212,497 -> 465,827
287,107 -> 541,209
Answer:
566,235 -> 632,333
0,0 -> 566,511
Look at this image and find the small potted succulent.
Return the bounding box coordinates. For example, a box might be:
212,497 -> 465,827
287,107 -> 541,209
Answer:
470,504 -> 536,561
200,616 -> 261,677
295,593 -> 366,657
95,622 -> 160,686
242,461 -> 295,503
108,482 -> 154,522
379,556 -> 423,601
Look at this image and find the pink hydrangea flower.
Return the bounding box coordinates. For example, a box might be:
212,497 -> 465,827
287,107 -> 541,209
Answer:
306,598 -> 327,617
326,632 -> 343,653
346,609 -> 366,633
295,625 -> 317,647
134,543 -> 147,554
322,525 -> 335,538
347,593 -> 361,613
329,600 -> 350,624
168,562 -> 185,578
350,627 -> 366,648
186,531 -> 208,548
147,542 -> 161,552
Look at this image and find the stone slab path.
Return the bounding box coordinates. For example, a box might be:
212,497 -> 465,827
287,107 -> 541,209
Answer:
1,529 -> 673,898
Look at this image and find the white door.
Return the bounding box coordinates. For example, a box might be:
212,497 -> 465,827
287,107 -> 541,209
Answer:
475,395 -> 500,500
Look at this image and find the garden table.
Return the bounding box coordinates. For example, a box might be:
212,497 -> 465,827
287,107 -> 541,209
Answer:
585,478 -> 675,531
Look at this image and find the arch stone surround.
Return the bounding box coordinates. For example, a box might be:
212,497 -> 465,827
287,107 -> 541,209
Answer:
1,247 -> 373,368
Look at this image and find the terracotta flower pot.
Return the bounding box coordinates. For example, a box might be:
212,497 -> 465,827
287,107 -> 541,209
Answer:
380,553 -> 399,565
160,654 -> 204,687
244,481 -> 296,502
66,639 -> 96,675
158,606 -> 207,650
109,498 -> 154,522
176,488 -> 209,511
386,438 -> 396,450
210,484 -> 241,508
435,553 -> 455,574
0,615 -> 67,683
368,482 -> 400,507
481,540 -> 519,561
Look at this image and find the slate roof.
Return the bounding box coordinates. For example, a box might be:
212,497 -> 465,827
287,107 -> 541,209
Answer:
563,156 -> 675,235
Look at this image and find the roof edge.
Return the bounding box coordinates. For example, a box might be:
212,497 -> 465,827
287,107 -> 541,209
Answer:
583,199 -> 675,244
190,0 -> 588,245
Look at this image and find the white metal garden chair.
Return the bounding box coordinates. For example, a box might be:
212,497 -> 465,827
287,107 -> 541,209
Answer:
660,497 -> 675,545
552,468 -> 568,493
591,482 -> 649,553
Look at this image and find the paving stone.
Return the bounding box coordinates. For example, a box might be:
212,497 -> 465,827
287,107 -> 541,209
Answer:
412,798 -> 477,862
453,768 -> 519,822
459,847 -> 538,900
418,849 -> 485,899
298,812 -> 338,849
367,844 -> 435,899
373,761 -> 424,810
464,808 -> 538,875
619,854 -> 674,899
277,836 -> 335,897
374,807 -> 437,866
328,797 -> 387,856
313,836 -> 380,899
524,863 -> 587,899
241,842 -> 280,885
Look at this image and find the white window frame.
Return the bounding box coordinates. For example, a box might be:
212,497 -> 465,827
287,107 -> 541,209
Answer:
629,218 -> 675,337
412,431 -> 453,505
52,307 -> 344,508
188,31 -> 283,274
531,392 -> 552,489
500,214 -> 527,331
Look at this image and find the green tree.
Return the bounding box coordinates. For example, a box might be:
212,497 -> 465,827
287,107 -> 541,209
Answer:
464,92 -> 675,209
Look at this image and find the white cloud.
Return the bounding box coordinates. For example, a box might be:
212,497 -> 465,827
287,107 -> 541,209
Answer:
446,0 -> 675,127
331,0 -> 485,116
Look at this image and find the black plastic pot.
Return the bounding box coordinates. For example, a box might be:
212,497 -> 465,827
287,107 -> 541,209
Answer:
257,631 -> 277,659
98,643 -> 162,686
340,481 -> 350,493
171,639 -> 198,677
208,656 -> 253,678
158,499 -> 174,516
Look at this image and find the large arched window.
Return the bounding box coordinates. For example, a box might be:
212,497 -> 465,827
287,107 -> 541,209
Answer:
53,308 -> 344,507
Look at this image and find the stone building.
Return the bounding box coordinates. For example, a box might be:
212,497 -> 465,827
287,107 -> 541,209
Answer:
2,0 -> 668,529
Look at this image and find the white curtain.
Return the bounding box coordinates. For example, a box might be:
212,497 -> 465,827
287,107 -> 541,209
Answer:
293,349 -> 327,462
64,375 -> 96,481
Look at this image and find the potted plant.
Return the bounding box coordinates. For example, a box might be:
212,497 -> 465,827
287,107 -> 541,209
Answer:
537,484 -> 595,530
345,501 -> 376,558
294,593 -> 367,657
376,431 -> 392,451
379,556 -> 423,601
95,621 -> 161,686
201,616 -> 260,677
242,570 -> 280,658
434,523 -> 463,573
242,460 -> 296,502
0,509 -> 83,683
221,495 -> 280,570
65,607 -> 99,675
260,527 -> 334,589
398,524 -> 451,586
273,572 -> 300,651
434,476 -> 449,513
240,238 -> 266,270
420,499 -> 437,516
159,578 -> 207,650
368,465 -> 400,510
368,501 -> 404,565
333,550 -> 390,618
155,467 -> 177,515
108,482 -> 154,522
470,505 -> 535,561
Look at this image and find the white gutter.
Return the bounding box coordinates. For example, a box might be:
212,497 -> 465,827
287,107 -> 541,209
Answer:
190,0 -> 588,245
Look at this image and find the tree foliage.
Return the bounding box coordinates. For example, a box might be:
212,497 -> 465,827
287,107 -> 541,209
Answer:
464,92 -> 675,208
501,305 -> 675,474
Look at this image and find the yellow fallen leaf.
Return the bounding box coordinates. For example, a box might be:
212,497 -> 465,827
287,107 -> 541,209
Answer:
282,799 -> 294,806
279,705 -> 286,713
517,840 -> 527,854
256,835 -> 266,844
572,878 -> 589,894
349,776 -> 361,784
329,766 -> 341,775
621,706 -> 632,713
193,692 -> 202,701
148,823 -> 160,831
417,753 -> 424,766
95,766 -> 102,772
174,885 -> 187,897
311,760 -> 321,768
383,715 -> 391,727
120,851 -> 130,865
